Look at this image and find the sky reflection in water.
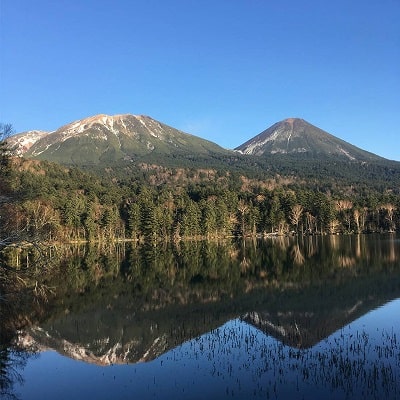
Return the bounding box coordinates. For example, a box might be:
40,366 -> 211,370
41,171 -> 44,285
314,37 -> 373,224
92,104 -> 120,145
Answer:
14,299 -> 400,400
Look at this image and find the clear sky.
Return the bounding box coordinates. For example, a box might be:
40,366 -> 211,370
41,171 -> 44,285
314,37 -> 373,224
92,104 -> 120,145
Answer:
1,0 -> 399,159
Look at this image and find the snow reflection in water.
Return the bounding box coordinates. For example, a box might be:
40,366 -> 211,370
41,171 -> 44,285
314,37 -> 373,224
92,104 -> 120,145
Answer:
11,299 -> 400,400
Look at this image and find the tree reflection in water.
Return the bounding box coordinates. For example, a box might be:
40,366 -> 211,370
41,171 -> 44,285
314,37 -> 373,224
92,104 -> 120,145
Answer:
0,234 -> 400,399
0,346 -> 35,400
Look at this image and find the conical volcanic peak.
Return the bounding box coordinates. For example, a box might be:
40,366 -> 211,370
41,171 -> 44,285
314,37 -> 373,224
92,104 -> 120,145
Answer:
235,118 -> 382,161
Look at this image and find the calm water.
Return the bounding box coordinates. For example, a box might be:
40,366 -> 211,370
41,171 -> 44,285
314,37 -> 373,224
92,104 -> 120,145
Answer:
2,234 -> 400,399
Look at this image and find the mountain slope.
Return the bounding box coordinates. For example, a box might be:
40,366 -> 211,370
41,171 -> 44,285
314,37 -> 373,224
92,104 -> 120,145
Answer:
11,114 -> 231,165
235,118 -> 384,162
6,130 -> 49,156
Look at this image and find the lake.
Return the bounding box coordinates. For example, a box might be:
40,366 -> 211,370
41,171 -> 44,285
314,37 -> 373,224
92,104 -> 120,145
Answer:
1,234 -> 400,399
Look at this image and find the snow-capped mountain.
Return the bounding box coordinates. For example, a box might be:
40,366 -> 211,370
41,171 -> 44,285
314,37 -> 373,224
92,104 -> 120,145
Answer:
9,114 -> 229,165
6,130 -> 49,156
235,118 -> 383,161
17,326 -> 170,366
8,115 -> 390,168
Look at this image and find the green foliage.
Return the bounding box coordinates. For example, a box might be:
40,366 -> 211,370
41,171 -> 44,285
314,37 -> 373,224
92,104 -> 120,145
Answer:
2,145 -> 400,244
0,123 -> 15,192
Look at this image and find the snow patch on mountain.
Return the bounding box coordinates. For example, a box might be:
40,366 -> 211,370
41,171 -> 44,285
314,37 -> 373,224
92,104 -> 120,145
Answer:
243,312 -> 287,338
30,143 -> 53,156
56,114 -> 130,141
7,130 -> 49,155
240,126 -> 295,155
337,146 -> 356,161
134,115 -> 165,139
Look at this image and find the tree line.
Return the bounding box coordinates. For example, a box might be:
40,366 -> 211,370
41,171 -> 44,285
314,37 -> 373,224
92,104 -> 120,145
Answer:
1,157 -> 399,245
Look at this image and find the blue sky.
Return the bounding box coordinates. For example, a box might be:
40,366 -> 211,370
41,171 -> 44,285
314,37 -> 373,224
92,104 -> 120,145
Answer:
1,0 -> 399,159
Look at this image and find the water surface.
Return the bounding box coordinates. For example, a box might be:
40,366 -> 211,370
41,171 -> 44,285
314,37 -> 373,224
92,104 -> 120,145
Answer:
2,234 -> 400,399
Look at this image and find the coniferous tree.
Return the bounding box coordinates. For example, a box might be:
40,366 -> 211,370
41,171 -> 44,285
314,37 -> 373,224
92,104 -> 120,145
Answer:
0,123 -> 14,193
201,199 -> 218,237
127,202 -> 141,240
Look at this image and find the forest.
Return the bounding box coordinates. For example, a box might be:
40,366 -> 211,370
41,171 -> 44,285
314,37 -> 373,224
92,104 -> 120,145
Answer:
0,151 -> 399,247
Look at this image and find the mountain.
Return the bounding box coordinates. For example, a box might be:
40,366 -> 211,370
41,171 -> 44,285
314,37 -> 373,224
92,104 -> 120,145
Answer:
8,114 -> 400,193
8,114 -> 230,165
6,130 -> 49,156
235,118 -> 384,162
8,116 -> 389,165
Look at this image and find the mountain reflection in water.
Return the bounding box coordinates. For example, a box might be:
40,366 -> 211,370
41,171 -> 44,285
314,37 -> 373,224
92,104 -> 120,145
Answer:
2,234 -> 400,399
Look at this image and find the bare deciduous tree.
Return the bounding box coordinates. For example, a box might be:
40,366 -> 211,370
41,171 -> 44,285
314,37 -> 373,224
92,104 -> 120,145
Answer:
289,204 -> 303,232
353,209 -> 361,233
0,123 -> 14,141
381,204 -> 396,231
237,200 -> 248,236
336,200 -> 353,232
329,219 -> 340,234
305,212 -> 317,234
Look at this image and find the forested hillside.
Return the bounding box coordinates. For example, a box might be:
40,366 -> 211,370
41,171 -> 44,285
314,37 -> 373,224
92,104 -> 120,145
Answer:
1,154 -> 399,247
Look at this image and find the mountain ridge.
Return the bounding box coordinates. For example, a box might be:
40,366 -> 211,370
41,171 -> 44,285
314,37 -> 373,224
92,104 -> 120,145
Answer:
6,114 -> 396,178
7,130 -> 49,156
235,118 -> 384,162
8,114 -> 390,163
7,113 -> 231,165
